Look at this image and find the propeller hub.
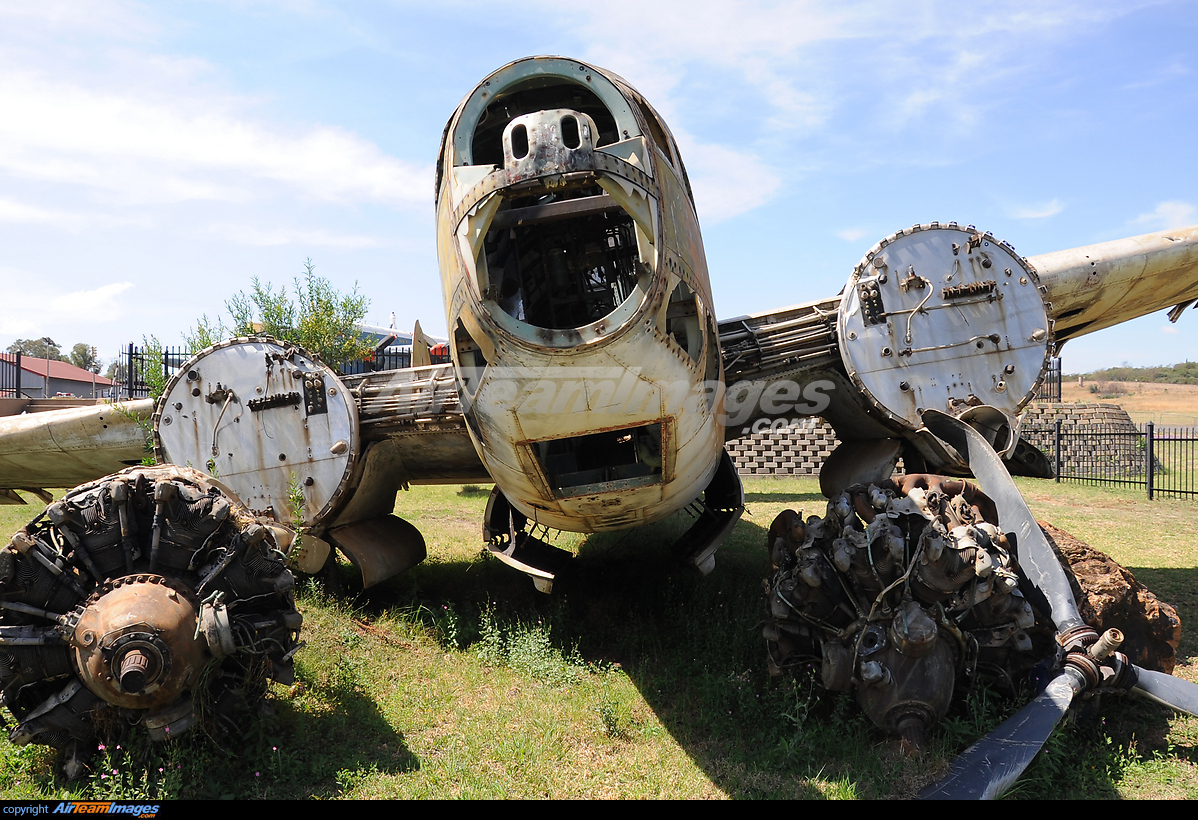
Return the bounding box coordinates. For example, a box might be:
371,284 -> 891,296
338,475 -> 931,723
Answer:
71,575 -> 207,711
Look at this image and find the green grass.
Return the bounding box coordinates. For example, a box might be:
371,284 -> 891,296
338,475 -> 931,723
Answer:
1,478 -> 1198,798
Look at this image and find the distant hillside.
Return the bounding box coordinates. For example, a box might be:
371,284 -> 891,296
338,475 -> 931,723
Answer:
1066,362 -> 1198,385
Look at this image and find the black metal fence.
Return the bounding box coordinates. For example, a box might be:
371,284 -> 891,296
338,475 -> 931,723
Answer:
0,352 -> 24,398
118,343 -> 453,395
118,344 -> 190,399
1023,420 -> 1197,499
338,347 -> 451,375
1033,357 -> 1062,402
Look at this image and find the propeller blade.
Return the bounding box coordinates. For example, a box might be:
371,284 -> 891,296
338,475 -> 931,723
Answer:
922,409 -> 1085,634
920,669 -> 1086,800
1130,666 -> 1198,717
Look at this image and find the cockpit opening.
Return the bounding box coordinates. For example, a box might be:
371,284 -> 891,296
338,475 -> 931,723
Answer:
484,183 -> 642,330
666,281 -> 702,363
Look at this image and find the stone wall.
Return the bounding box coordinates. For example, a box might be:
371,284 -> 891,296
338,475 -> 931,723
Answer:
1021,402 -> 1137,428
726,403 -> 1141,478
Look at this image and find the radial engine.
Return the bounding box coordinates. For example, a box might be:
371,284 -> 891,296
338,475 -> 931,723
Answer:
0,466 -> 301,774
763,474 -> 1040,748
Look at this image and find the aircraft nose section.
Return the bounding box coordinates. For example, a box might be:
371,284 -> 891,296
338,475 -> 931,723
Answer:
502,109 -> 598,182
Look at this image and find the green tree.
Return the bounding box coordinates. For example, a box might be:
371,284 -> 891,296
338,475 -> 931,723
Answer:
186,260 -> 372,365
68,343 -> 101,373
104,359 -> 126,383
7,337 -> 65,361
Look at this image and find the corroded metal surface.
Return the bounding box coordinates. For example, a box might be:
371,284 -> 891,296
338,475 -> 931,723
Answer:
154,338 -> 360,530
436,56 -> 727,536
1030,224 -> 1198,343
718,296 -> 841,385
71,574 -> 207,711
0,465 -> 300,767
0,400 -> 151,490
838,224 -> 1051,432
327,514 -> 426,589
764,474 -> 1039,748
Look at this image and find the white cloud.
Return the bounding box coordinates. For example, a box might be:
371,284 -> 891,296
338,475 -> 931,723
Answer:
678,139 -> 783,224
1011,199 -> 1063,219
1132,201 -> 1196,231
53,282 -> 133,317
0,198 -> 63,224
0,0 -> 154,36
1120,59 -> 1189,91
0,280 -> 134,336
837,228 -> 867,241
0,197 -> 148,231
1162,325 -> 1181,335
559,1 -> 1137,218
0,72 -> 431,208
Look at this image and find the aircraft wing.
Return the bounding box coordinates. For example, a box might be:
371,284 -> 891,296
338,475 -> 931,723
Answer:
1030,224 -> 1198,342
0,400 -> 153,497
0,359 -> 486,508
336,363 -> 487,520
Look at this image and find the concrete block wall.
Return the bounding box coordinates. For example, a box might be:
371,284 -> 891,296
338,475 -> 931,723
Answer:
726,417 -> 839,476
1021,403 -> 1138,428
726,403 -> 1142,478
1020,403 -> 1147,476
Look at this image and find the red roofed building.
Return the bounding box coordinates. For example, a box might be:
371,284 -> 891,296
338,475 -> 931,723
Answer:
0,354 -> 114,398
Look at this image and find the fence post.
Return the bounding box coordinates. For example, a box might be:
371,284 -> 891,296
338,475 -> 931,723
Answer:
14,352 -> 20,399
1146,421 -> 1155,500
1054,418 -> 1062,482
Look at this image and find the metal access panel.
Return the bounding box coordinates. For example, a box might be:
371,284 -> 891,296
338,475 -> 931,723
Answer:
838,224 -> 1052,431
154,338 -> 359,529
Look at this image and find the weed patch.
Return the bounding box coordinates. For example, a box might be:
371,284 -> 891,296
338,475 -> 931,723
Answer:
473,605 -> 587,686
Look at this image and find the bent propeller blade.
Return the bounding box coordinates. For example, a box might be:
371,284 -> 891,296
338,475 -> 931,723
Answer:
921,409 -> 1084,635
920,669 -> 1085,800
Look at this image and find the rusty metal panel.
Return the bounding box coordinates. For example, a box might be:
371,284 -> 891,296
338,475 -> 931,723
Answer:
434,57 -> 726,536
327,514 -> 426,589
155,339 -> 359,529
837,224 -> 1051,433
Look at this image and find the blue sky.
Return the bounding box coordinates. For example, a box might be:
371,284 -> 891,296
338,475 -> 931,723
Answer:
1,0 -> 1196,374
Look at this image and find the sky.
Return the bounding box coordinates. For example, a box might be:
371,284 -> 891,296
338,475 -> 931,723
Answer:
1,0 -> 1196,375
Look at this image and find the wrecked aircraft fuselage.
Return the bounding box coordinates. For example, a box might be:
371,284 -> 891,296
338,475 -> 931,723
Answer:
435,57 -> 741,586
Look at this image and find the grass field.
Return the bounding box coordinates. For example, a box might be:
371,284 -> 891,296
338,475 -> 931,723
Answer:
2,476 -> 1198,800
